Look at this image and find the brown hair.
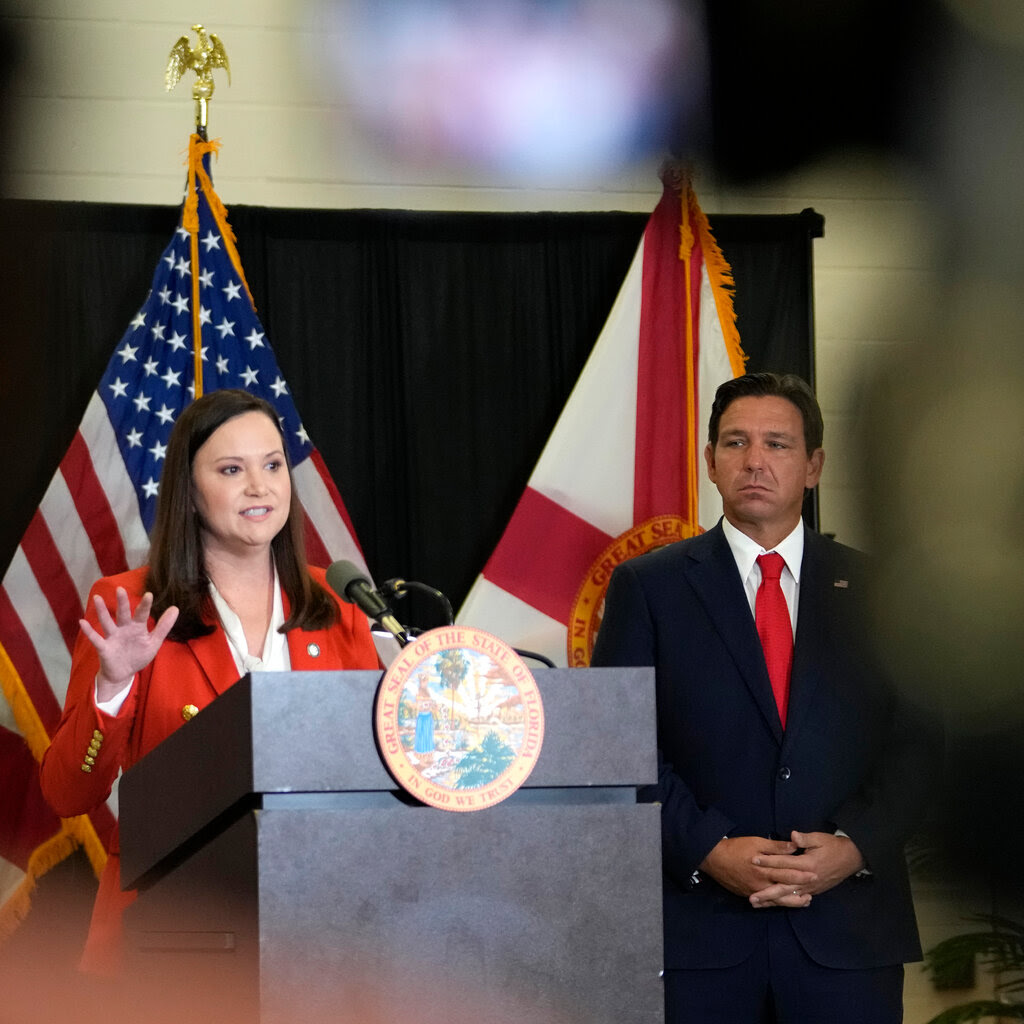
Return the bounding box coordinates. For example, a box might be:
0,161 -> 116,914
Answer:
145,389 -> 337,640
707,372 -> 824,454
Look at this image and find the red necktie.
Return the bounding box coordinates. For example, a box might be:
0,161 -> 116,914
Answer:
755,552 -> 793,727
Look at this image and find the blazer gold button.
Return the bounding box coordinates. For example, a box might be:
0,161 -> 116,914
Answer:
182,704 -> 200,722
307,643 -> 320,657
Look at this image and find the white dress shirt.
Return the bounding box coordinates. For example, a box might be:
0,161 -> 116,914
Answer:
209,563 -> 291,676
720,516 -> 804,635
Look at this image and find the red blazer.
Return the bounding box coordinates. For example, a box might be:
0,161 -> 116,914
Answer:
39,565 -> 381,975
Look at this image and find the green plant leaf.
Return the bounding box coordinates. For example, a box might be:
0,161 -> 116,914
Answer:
926,1000 -> 1024,1023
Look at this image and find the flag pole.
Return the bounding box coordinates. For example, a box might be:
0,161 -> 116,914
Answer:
165,25 -> 231,397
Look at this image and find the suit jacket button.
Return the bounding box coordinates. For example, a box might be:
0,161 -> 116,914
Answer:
777,766 -> 791,781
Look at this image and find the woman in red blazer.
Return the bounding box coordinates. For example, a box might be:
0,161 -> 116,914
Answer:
39,389 -> 380,975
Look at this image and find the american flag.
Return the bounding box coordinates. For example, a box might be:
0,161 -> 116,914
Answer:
0,134 -> 370,931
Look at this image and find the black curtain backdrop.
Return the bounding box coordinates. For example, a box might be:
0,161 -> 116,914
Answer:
0,201 -> 822,631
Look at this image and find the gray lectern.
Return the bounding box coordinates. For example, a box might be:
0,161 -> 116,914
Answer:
119,667 -> 662,1024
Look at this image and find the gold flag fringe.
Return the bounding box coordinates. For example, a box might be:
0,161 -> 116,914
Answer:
684,183 -> 747,379
0,817 -> 104,941
182,133 -> 256,397
0,640 -> 51,763
0,642 -> 108,942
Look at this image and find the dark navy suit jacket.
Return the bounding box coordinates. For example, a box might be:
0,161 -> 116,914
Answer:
591,522 -> 935,971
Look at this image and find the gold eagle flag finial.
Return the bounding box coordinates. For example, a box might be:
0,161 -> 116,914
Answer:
165,24 -> 230,133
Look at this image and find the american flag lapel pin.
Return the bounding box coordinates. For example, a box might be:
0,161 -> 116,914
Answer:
834,579 -> 849,588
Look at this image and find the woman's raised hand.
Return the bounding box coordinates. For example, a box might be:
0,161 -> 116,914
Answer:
80,588 -> 179,703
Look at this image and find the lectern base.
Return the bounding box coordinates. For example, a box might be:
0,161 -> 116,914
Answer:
124,798 -> 663,1024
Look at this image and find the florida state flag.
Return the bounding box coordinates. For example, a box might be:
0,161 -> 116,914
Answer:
457,169 -> 745,666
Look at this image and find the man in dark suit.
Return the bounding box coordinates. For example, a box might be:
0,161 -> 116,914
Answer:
591,372 -> 935,1023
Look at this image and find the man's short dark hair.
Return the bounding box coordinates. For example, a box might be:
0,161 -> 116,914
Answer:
708,372 -> 823,454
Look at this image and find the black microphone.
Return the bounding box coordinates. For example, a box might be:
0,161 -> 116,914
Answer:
325,560 -> 409,646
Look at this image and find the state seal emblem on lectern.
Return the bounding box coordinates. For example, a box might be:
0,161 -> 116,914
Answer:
375,627 -> 544,811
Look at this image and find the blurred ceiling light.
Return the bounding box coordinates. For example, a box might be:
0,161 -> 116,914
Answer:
310,0 -> 705,185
